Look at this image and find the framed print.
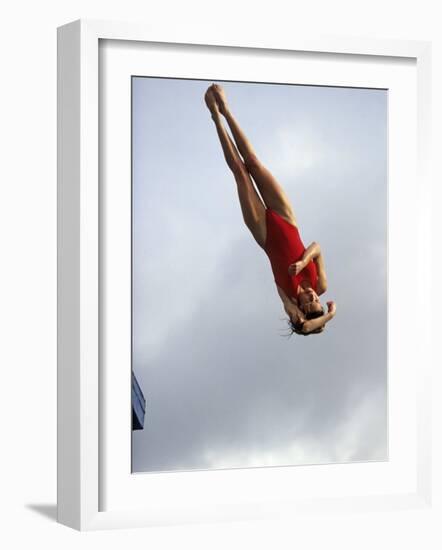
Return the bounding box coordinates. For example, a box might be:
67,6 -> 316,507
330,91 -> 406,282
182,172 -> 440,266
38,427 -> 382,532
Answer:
129,77 -> 389,474
57,19 -> 433,530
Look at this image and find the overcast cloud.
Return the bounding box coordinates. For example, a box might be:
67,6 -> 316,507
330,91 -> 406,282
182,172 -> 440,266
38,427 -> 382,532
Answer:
131,77 -> 387,473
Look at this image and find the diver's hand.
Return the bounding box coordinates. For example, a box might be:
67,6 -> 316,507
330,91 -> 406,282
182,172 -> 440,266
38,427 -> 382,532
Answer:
326,301 -> 337,317
288,260 -> 305,276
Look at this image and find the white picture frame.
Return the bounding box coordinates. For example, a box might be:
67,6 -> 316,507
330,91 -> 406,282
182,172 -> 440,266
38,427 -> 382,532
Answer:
57,19 -> 433,531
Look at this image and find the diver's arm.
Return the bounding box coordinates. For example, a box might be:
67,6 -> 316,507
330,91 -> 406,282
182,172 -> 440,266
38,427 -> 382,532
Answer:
288,241 -> 328,295
313,248 -> 328,295
276,285 -> 305,322
302,301 -> 336,333
288,242 -> 321,275
302,241 -> 321,263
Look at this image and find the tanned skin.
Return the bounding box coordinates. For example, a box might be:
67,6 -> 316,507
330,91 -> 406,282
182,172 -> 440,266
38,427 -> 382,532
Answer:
204,84 -> 336,333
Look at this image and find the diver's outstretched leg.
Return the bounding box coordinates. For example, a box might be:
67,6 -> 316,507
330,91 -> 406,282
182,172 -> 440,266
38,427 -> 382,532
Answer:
210,83 -> 297,227
205,88 -> 266,247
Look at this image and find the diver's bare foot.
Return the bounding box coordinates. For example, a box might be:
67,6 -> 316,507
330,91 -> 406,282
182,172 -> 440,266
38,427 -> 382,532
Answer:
210,83 -> 229,115
204,88 -> 220,118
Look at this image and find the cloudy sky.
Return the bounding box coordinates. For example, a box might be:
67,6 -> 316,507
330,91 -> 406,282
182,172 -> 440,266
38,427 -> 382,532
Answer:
131,77 -> 388,473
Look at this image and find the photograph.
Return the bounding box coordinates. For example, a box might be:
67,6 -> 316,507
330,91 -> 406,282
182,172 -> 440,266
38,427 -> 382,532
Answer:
131,76 -> 388,473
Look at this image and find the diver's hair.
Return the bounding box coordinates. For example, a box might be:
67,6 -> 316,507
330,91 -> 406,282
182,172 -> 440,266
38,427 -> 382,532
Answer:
305,308 -> 324,320
287,307 -> 325,337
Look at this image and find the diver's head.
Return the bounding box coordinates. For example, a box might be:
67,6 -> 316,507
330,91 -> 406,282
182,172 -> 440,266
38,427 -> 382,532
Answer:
297,286 -> 324,317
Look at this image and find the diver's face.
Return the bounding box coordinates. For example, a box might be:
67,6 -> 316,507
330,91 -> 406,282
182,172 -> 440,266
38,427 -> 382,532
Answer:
298,288 -> 322,315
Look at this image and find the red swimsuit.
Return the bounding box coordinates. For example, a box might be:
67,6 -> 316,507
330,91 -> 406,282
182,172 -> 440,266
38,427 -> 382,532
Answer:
264,208 -> 317,300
